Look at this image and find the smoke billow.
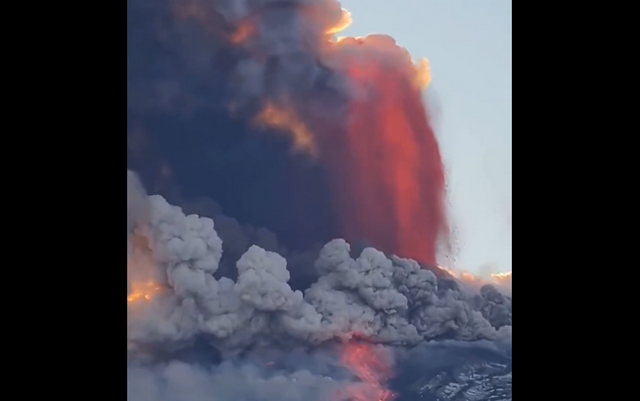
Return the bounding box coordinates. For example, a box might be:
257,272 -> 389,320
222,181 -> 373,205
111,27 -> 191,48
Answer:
127,1 -> 511,399
127,171 -> 511,400
128,363 -> 351,401
127,0 -> 339,253
128,170 -> 149,234
128,0 -> 448,266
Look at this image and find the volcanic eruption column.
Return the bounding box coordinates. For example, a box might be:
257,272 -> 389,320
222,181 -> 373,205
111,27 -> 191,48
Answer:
224,5 -> 449,400
227,4 -> 448,267
130,2 -> 459,400
329,39 -> 447,267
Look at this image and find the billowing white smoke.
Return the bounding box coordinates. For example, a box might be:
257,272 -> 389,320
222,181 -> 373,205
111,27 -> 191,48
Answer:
127,171 -> 511,354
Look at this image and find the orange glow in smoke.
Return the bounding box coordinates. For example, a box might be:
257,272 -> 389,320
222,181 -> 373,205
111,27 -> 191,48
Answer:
230,6 -> 448,266
127,280 -> 163,303
490,271 -> 512,286
441,266 -> 513,288
229,20 -> 256,45
127,228 -> 163,304
340,342 -> 395,401
320,41 -> 447,267
254,101 -> 317,155
413,58 -> 432,89
325,8 -> 353,35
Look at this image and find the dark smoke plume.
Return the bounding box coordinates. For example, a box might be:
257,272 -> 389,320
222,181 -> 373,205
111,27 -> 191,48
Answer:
127,0 -> 339,252
127,0 -> 448,266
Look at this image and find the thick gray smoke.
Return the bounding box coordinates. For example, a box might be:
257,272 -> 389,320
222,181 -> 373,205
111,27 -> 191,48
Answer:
210,0 -> 422,124
127,181 -> 511,350
128,171 -> 149,235
127,170 -> 512,400
216,0 -> 349,111
129,0 -> 414,117
128,363 -> 350,401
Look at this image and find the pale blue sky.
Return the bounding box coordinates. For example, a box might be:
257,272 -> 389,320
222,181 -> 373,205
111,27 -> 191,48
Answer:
339,0 -> 512,275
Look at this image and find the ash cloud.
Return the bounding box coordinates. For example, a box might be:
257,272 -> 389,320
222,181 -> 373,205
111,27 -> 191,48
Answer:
128,363 -> 350,401
127,1 -> 511,399
128,170 -> 149,235
127,171 -> 511,400
127,0 -> 428,262
127,342 -> 393,401
128,189 -> 511,350
127,0 -> 341,254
